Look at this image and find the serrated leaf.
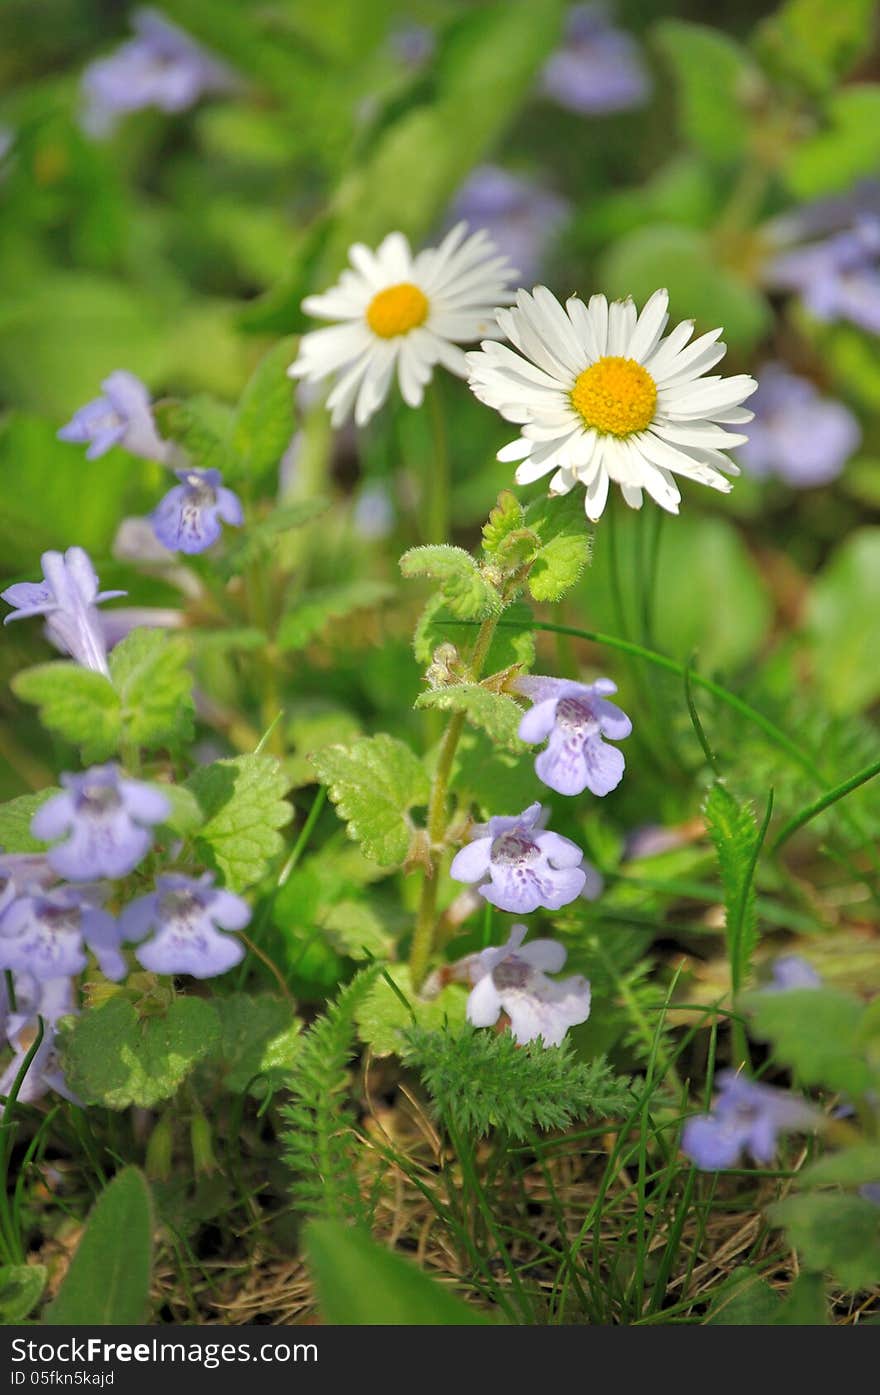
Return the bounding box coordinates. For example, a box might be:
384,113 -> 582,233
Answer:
482,491 -> 528,557
230,336 -> 297,484
400,545 -> 499,619
769,1193 -> 880,1291
311,735 -> 429,866
323,901 -> 393,961
213,993 -> 301,1095
153,395 -> 234,473
45,1168 -> 152,1324
742,986 -> 875,1094
703,782 -> 761,990
525,492 -> 592,602
110,628 -> 194,752
413,594 -> 535,670
354,965 -> 467,1057
0,789 -> 58,854
186,754 -> 292,891
286,706 -> 363,788
277,580 -> 393,652
415,683 -> 525,749
0,1264 -> 46,1323
157,784 -> 205,839
12,663 -> 121,762
60,997 -> 220,1109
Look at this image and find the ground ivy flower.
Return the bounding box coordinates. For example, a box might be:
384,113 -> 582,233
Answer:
0,978 -> 79,1114
0,853 -> 55,919
464,924 -> 591,1047
446,165 -> 570,286
738,364 -> 860,488
1,547 -> 125,676
0,885 -> 124,982
151,468 -> 243,554
467,286 -> 757,521
31,765 -> 170,882
450,801 -> 587,913
120,873 -> 250,978
515,674 -> 631,796
541,3 -> 650,116
766,955 -> 822,991
81,7 -> 237,138
288,223 -> 516,427
766,215 -> 880,336
57,371 -> 168,462
681,1071 -> 820,1170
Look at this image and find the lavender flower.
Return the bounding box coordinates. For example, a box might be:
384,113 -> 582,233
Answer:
151,468 -> 243,554
541,4 -> 650,116
353,483 -> 395,541
120,873 -> 249,978
0,853 -> 55,919
0,885 -> 124,982
860,1183 -> 880,1205
737,364 -> 860,488
57,371 -> 168,462
31,765 -> 169,882
81,7 -> 237,138
681,1071 -> 820,1170
450,801 -> 587,914
462,923 -> 591,1047
766,216 -> 880,336
2,547 -> 125,676
446,165 -> 570,286
388,23 -> 435,69
515,675 -> 632,797
0,978 -> 79,1114
766,955 -> 822,991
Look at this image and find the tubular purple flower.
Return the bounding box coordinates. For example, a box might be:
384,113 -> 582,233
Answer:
0,977 -> 79,1115
449,801 -> 587,914
31,764 -> 170,882
541,4 -> 650,116
1,547 -> 125,676
120,873 -> 250,979
765,216 -> 880,336
766,955 -> 822,991
150,468 -> 244,554
681,1071 -> 820,1170
0,885 -> 124,982
737,364 -> 860,488
515,675 -> 632,797
446,165 -> 570,286
461,923 -> 591,1047
57,371 -> 168,462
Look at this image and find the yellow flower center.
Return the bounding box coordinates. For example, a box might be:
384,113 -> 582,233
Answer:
366,282 -> 429,339
570,356 -> 657,437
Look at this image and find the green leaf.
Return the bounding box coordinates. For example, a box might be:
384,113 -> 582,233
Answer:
12,663 -> 121,762
304,1219 -> 491,1324
400,545 -> 499,619
742,987 -> 875,1095
286,705 -> 363,788
230,337 -> 297,483
0,790 -> 58,854
755,0 -> 877,93
806,529 -> 880,713
785,87 -> 880,198
60,997 -> 221,1109
653,20 -> 756,162
413,594 -> 535,670
186,753 -> 292,890
482,492 -> 529,560
703,782 -> 761,990
311,735 -> 429,866
153,395 -> 234,473
0,1264 -> 46,1323
278,580 -> 393,652
769,1193 -> 880,1291
600,224 -> 771,351
45,1169 -> 152,1324
110,628 -> 194,753
773,1272 -> 829,1325
452,729 -> 540,819
323,901 -> 393,961
222,497 -> 329,570
525,491 -> 592,603
707,1266 -> 781,1325
415,683 -> 525,749
213,993 -> 301,1096
355,965 -> 467,1057
797,1144 -> 880,1189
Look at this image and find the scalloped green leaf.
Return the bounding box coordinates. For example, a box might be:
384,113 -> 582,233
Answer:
186,753 -> 292,891
311,735 -> 429,866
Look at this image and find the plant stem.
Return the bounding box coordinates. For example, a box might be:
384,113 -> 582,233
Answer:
408,613 -> 498,989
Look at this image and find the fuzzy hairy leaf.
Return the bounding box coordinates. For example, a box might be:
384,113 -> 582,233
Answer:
212,993 -> 301,1097
401,1025 -> 631,1140
525,491 -> 592,602
186,753 -> 292,890
769,1193 -> 880,1291
278,580 -> 393,652
12,663 -> 121,762
109,628 -> 194,752
230,336 -> 297,483
413,594 -> 535,670
311,734 -> 429,866
355,966 -> 467,1057
400,545 -> 499,619
322,901 -> 393,961
742,986 -> 875,1095
415,682 -> 525,749
703,781 -> 761,991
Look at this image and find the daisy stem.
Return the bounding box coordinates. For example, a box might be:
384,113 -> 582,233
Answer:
409,612 -> 499,990
424,379 -> 450,545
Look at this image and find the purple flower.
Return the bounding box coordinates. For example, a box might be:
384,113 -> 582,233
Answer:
681,1071 -> 820,1170
541,4 -> 650,116
388,23 -> 435,69
81,7 -> 237,138
0,885 -> 124,982
860,1183 -> 880,1206
31,765 -> 170,882
765,955 -> 822,991
515,675 -> 632,797
57,371 -> 168,462
446,165 -> 570,286
450,801 -> 587,914
0,854 -> 55,920
2,547 -> 126,676
120,873 -> 249,978
766,216 -> 880,336
0,978 -> 79,1114
462,923 -> 591,1047
353,483 -> 395,541
151,468 -> 243,554
737,364 -> 860,488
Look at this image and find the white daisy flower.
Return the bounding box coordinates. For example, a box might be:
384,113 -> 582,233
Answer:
288,223 -> 515,428
466,286 -> 758,520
